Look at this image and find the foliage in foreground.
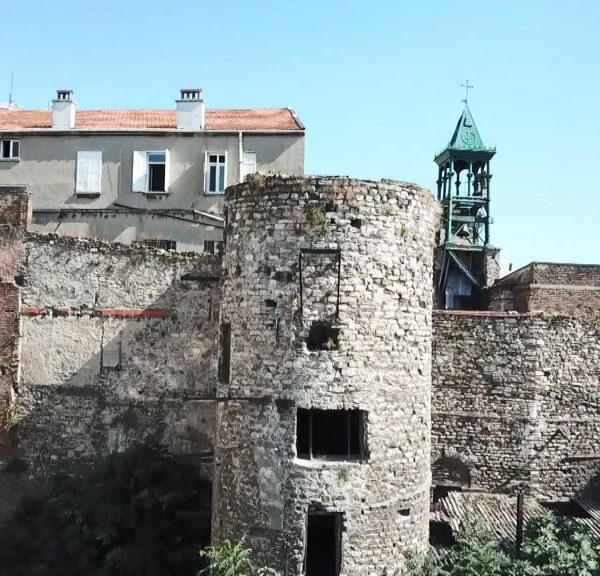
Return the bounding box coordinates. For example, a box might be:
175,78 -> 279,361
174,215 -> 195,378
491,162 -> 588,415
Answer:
0,443 -> 211,576
407,512 -> 600,576
198,538 -> 280,576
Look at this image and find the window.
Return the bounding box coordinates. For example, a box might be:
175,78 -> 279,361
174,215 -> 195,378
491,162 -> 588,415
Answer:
205,152 -> 227,194
132,150 -> 170,193
241,151 -> 257,181
138,239 -> 177,251
218,323 -> 231,384
296,408 -> 367,461
101,340 -> 121,371
1,139 -> 20,160
76,151 -> 102,194
204,240 -> 224,255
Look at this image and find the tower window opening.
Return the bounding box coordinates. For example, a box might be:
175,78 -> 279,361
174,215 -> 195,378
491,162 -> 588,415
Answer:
218,323 -> 231,384
304,511 -> 342,576
297,408 -> 366,461
306,321 -> 339,351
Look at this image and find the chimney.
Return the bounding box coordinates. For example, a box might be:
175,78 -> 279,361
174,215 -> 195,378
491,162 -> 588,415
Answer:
52,90 -> 75,129
176,89 -> 205,130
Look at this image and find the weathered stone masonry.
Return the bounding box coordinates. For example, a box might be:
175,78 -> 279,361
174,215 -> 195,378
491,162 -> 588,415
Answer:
214,176 -> 439,574
0,199 -> 221,518
432,311 -> 600,501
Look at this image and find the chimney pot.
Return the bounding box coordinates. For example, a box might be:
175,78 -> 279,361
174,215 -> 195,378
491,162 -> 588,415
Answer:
52,89 -> 76,129
176,88 -> 205,130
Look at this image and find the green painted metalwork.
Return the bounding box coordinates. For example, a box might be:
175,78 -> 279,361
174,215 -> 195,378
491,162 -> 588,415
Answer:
448,104 -> 486,151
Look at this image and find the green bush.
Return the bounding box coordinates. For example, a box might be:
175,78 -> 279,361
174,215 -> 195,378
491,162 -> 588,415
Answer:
0,443 -> 211,576
407,512 -> 600,576
198,538 -> 279,576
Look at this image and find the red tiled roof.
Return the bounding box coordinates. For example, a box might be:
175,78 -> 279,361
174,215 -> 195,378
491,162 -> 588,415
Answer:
0,108 -> 303,131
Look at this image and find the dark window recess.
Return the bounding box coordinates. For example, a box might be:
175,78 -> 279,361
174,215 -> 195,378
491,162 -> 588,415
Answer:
219,323 -> 231,384
139,239 -> 177,251
429,520 -> 456,548
1,140 -> 10,158
306,321 -> 339,351
304,512 -> 342,576
297,408 -> 366,460
204,240 -> 224,255
148,163 -> 166,192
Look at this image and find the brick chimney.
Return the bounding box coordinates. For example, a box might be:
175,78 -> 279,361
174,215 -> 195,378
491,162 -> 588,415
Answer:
52,89 -> 75,129
176,89 -> 205,130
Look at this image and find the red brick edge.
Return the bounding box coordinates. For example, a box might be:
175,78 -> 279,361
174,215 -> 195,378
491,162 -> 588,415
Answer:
20,307 -> 172,318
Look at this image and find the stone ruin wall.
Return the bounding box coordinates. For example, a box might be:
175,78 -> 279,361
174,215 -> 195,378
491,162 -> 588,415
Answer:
214,176 -> 439,575
488,262 -> 600,319
0,195 -> 221,519
432,311 -> 600,502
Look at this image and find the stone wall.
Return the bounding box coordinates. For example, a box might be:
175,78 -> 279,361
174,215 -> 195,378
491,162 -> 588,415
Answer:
432,311 -> 600,501
214,176 -> 439,575
489,262 -> 600,318
0,217 -> 220,518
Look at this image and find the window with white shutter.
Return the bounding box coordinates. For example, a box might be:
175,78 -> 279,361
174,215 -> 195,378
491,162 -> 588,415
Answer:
241,151 -> 257,181
132,150 -> 170,193
76,151 -> 102,194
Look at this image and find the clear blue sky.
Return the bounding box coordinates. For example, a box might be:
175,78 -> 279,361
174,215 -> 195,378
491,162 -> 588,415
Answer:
2,0 -> 599,270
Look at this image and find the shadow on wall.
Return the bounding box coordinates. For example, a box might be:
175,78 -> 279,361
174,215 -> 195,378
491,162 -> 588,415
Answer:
0,245 -> 221,522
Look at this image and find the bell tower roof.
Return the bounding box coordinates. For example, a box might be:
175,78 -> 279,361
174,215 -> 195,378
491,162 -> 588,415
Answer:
448,104 -> 486,151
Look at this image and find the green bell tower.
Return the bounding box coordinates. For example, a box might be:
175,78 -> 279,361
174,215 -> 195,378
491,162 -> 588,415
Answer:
434,87 -> 500,309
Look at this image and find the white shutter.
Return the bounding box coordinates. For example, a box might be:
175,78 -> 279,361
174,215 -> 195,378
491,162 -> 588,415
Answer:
241,151 -> 257,181
203,150 -> 209,193
132,151 -> 147,192
76,151 -> 102,193
164,149 -> 170,192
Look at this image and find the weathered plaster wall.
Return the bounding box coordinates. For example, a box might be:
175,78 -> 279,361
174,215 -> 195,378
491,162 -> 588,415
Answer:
432,311 -> 600,501
214,176 -> 439,575
0,228 -> 221,523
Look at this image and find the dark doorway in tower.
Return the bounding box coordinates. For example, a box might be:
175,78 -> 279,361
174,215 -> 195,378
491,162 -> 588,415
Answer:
304,511 -> 342,576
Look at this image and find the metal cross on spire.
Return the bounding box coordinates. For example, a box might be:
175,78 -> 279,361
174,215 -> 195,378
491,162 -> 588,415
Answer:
461,79 -> 474,104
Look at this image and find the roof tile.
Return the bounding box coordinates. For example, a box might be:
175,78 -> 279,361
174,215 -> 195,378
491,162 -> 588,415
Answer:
0,108 -> 303,131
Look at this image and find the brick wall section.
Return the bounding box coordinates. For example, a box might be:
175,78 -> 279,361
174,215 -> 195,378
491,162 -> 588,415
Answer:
215,176 -> 440,575
432,311 -> 600,500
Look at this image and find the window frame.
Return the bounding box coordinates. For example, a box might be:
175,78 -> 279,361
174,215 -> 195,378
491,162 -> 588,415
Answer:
132,150 -> 170,194
296,408 -> 367,462
75,150 -> 103,195
0,139 -> 20,160
204,151 -> 228,195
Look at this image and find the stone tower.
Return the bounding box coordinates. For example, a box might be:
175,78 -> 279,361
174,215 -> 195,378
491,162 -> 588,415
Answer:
213,176 -> 439,575
434,104 -> 500,309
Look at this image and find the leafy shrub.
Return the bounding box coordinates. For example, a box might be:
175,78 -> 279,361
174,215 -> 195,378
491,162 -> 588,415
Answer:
199,538 -> 279,576
0,443 -> 211,576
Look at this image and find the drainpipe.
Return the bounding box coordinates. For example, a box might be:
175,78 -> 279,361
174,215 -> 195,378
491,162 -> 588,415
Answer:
238,131 -> 243,183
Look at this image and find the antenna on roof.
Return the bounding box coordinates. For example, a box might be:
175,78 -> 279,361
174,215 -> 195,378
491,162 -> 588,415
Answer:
8,71 -> 14,107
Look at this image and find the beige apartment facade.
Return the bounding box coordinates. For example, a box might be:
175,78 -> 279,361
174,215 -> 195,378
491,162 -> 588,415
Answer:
0,89 -> 305,252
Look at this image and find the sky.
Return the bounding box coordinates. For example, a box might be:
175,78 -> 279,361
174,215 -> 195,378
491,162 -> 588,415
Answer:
1,0 -> 599,271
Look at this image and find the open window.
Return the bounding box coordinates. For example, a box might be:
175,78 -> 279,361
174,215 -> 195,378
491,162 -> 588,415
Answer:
76,151 -> 102,194
205,151 -> 227,194
218,323 -> 231,384
304,511 -> 342,576
132,150 -> 170,193
296,408 -> 367,461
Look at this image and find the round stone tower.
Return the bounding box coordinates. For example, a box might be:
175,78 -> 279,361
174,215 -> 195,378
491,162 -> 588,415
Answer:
213,176 -> 439,575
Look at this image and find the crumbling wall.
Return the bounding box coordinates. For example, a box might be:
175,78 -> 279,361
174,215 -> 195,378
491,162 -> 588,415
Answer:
214,176 -> 439,575
488,262 -> 600,318
0,226 -> 220,520
432,311 -> 600,501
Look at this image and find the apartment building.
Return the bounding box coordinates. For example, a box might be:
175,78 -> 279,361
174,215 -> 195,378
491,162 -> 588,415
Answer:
0,89 -> 305,251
